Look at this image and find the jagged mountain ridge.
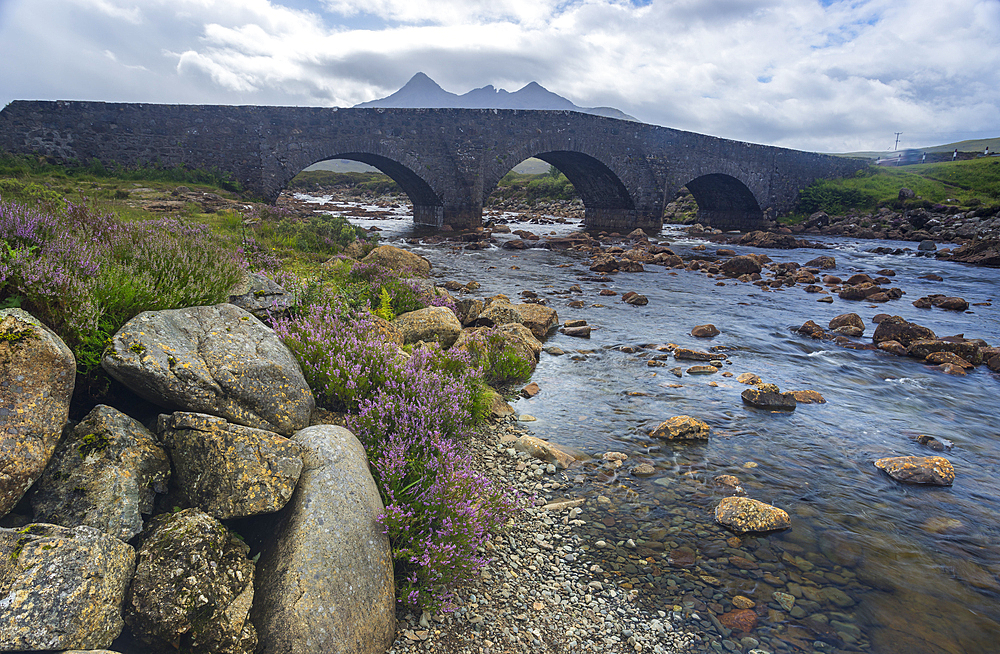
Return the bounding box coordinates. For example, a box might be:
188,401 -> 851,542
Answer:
355,72 -> 635,121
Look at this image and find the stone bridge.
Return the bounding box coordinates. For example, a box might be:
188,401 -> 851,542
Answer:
0,101 -> 865,232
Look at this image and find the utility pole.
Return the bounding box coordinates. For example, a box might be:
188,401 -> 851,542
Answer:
894,133 -> 902,150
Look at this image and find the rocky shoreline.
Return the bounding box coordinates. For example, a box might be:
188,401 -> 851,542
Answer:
385,416 -> 698,654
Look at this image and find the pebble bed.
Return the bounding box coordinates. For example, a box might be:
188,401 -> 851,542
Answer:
385,417 -> 698,654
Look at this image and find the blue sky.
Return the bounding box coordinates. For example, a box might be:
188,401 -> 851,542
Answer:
0,0 -> 997,153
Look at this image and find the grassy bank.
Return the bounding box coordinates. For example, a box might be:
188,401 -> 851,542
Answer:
795,157 -> 1000,216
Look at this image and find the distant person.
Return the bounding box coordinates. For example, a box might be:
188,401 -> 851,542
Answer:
922,153 -> 926,163
953,149 -> 958,161
987,147 -> 991,156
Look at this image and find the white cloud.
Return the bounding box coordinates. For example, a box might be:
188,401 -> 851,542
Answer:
0,0 -> 997,152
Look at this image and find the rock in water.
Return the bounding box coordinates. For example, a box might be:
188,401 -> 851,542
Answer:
0,523 -> 135,651
253,426 -> 395,654
721,255 -> 761,277
715,497 -> 791,533
874,456 -> 955,486
690,324 -> 720,338
125,509 -> 257,653
741,386 -> 797,410
871,315 -> 936,347
158,412 -> 303,520
514,303 -> 558,340
101,304 -> 314,437
31,404 -> 170,542
650,415 -> 710,440
0,309 -> 76,517
514,435 -> 585,469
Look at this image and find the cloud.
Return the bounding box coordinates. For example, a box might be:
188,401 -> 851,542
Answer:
0,0 -> 997,152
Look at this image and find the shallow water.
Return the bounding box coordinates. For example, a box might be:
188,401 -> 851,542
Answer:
304,193 -> 1000,654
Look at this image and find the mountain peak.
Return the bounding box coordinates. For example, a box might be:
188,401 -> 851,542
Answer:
355,73 -> 636,121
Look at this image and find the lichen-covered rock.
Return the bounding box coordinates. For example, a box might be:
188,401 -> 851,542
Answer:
31,405 -> 170,541
872,315 -> 936,347
715,497 -> 791,533
101,304 -> 314,437
158,412 -> 303,520
906,338 -> 983,365
125,508 -> 257,654
228,272 -> 292,320
361,244 -> 431,277
874,456 -> 955,486
650,415 -> 710,440
0,309 -> 76,517
741,386 -> 797,411
475,301 -> 523,328
0,523 -> 135,651
673,347 -> 718,361
828,313 -> 864,333
253,426 -> 395,654
514,303 -> 558,340
790,390 -> 826,404
392,306 -> 463,348
494,322 -> 543,361
454,298 -> 485,326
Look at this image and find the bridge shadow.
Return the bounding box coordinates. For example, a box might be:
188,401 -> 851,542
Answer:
305,152 -> 444,226
681,173 -> 764,232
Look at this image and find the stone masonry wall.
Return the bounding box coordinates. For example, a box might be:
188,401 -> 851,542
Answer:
0,101 -> 866,231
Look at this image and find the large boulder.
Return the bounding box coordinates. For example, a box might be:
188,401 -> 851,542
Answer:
495,322 -> 544,361
872,316 -> 936,347
715,497 -> 791,533
361,244 -> 431,277
158,412 -> 303,520
253,425 -> 395,654
392,306 -> 463,348
125,508 -> 257,654
0,309 -> 76,517
0,523 -> 135,651
513,303 -> 559,340
475,301 -> 523,328
228,272 -> 292,320
31,405 -> 171,542
828,313 -> 865,334
101,304 -> 314,437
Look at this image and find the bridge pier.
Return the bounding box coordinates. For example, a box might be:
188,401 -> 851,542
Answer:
583,208 -> 663,235
695,208 -> 764,232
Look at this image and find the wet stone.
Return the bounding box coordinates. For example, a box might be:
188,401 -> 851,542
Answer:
874,455 -> 955,486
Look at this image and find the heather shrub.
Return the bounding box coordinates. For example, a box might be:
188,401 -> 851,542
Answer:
463,327 -> 533,388
347,346 -> 519,611
270,302 -> 403,412
326,258 -> 453,315
0,200 -> 244,375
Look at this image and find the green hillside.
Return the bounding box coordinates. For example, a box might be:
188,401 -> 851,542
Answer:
795,156 -> 1000,216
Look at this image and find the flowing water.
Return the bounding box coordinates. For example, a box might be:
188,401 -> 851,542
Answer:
301,193 -> 1000,654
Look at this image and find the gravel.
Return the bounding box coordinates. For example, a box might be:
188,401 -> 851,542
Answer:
385,417 -> 698,654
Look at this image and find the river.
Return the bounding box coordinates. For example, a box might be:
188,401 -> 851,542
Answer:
299,192 -> 1000,654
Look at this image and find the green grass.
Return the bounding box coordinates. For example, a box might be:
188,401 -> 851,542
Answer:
795,158 -> 1000,216
287,170 -> 402,195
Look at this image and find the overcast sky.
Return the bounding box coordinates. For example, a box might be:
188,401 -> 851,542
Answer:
0,0 -> 996,153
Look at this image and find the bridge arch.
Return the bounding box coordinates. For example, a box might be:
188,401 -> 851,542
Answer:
299,152 -> 444,226
483,144 -> 656,233
677,173 -> 764,231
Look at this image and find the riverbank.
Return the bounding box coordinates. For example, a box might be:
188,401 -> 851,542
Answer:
386,415 -> 698,654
